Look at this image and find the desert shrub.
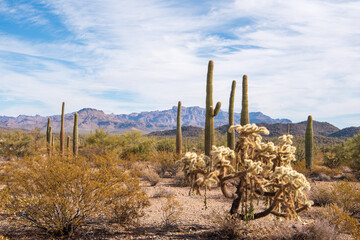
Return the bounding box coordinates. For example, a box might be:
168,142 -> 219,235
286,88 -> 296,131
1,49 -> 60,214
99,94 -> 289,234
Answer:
84,129 -> 156,161
155,138 -> 175,152
322,148 -> 342,169
323,133 -> 360,171
151,152 -> 179,177
161,196 -> 183,227
0,153 -> 149,235
310,165 -> 341,179
292,159 -> 308,175
310,184 -> 333,206
0,130 -> 37,159
310,181 -> 360,215
270,219 -> 337,240
312,204 -> 360,238
141,168 -> 160,186
82,128 -> 124,157
212,212 -> 245,240
110,175 -> 150,225
331,181 -> 360,215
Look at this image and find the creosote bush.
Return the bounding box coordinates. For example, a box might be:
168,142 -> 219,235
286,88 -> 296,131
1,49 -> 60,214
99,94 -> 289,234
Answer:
0,153 -> 149,235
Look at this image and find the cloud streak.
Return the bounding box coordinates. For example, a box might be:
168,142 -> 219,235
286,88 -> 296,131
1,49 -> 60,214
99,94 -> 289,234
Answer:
0,0 -> 359,128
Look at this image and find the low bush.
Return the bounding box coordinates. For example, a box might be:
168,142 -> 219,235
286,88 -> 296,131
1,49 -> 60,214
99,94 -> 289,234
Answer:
270,219 -> 337,240
0,130 -> 38,159
310,165 -> 342,179
142,168 -> 160,186
151,152 -> 179,177
0,153 -> 149,235
310,181 -> 360,215
161,196 -> 183,227
212,212 -> 245,240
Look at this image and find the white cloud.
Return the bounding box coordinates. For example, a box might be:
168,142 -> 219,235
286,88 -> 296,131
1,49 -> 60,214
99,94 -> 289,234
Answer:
0,0 -> 359,129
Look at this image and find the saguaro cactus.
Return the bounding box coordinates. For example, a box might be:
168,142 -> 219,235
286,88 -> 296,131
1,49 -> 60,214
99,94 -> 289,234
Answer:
241,75 -> 249,126
46,118 -> 51,153
51,130 -> 54,147
176,101 -> 182,155
73,112 -> 78,155
227,80 -> 236,150
305,115 -> 313,169
287,123 -> 290,135
205,60 -> 221,157
66,136 -> 70,149
60,102 -> 65,155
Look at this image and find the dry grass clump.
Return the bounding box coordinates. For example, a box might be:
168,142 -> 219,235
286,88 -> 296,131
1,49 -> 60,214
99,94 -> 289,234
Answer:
161,196 -> 183,228
141,168 -> 160,186
269,219 -> 337,240
152,187 -> 174,198
0,153 -> 149,236
211,212 -> 246,240
311,165 -> 342,179
291,160 -> 308,175
308,204 -> 360,239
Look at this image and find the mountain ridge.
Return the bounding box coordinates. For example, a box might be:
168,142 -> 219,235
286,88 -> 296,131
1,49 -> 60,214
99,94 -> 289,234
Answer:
0,106 -> 291,134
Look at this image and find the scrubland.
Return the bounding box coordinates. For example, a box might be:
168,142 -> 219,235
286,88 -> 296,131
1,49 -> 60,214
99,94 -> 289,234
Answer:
0,128 -> 360,239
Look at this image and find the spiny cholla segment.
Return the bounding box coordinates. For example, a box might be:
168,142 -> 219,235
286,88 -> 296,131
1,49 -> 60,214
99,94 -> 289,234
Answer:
179,123 -> 312,220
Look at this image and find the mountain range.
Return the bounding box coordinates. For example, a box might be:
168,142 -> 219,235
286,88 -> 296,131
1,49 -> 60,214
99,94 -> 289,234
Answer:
0,106 -> 290,134
0,106 -> 358,138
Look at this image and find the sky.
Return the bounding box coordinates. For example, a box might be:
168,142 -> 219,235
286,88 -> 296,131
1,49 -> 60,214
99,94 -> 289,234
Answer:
0,0 -> 359,129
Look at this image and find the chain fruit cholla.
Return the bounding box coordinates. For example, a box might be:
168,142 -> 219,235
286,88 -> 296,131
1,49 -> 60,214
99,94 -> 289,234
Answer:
179,123 -> 312,221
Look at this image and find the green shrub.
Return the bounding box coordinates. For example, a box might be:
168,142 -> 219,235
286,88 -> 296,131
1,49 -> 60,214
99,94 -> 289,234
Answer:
0,130 -> 38,159
155,138 -> 175,152
0,153 -> 149,235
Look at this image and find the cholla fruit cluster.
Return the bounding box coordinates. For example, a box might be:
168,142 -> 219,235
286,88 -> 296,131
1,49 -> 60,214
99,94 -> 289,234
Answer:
179,123 -> 312,220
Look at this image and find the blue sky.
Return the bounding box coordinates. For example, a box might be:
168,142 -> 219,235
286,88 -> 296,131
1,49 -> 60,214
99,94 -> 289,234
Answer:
0,0 -> 359,129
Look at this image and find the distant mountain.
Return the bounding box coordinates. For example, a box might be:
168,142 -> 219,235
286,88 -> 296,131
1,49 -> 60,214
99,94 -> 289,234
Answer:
215,121 -> 340,137
0,106 -> 292,134
329,127 -> 360,138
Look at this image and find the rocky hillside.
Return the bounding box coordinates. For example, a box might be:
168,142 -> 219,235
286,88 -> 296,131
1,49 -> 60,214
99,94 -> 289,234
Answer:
147,126 -> 204,137
215,121 -> 340,137
329,127 -> 360,138
0,106 -> 291,134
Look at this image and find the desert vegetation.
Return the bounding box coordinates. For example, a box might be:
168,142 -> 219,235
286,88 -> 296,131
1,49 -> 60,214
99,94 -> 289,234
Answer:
0,60 -> 360,239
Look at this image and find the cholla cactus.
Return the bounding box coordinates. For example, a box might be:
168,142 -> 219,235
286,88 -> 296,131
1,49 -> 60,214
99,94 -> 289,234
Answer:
178,123 -> 312,221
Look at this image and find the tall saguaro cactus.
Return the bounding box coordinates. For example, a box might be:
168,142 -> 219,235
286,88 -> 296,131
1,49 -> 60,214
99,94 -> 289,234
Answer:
227,80 -> 236,150
73,112 -> 78,155
46,118 -> 51,153
205,60 -> 221,157
241,75 -> 249,125
176,101 -> 182,155
305,115 -> 313,169
60,102 -> 65,155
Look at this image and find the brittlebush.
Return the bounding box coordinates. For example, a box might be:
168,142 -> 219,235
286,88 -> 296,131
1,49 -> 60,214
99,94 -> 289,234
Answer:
0,153 -> 149,235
